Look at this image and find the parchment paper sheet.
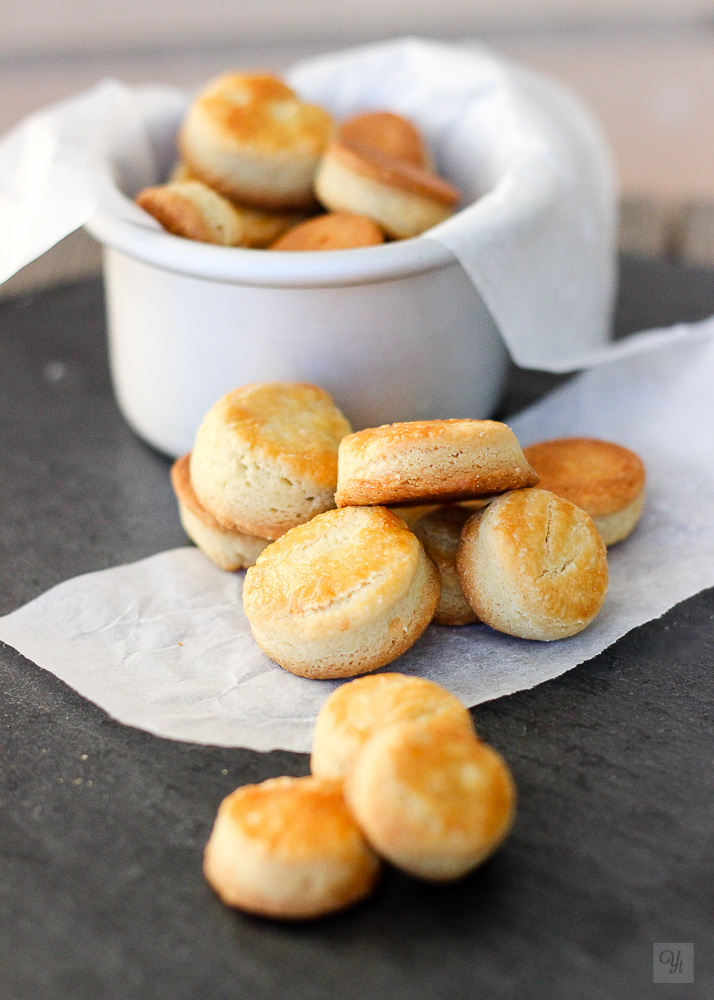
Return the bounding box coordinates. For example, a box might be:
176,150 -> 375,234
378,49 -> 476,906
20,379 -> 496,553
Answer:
2,315 -> 713,751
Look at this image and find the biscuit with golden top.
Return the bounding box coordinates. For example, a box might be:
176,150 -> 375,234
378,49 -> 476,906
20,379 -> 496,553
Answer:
136,180 -> 249,246
170,454 -> 269,570
346,718 -> 516,881
204,776 -> 381,919
338,111 -> 432,169
457,488 -> 608,640
315,139 -> 459,239
311,673 -> 475,781
242,506 -> 440,679
270,212 -> 384,251
523,437 -> 646,546
412,506 -> 479,625
136,179 -> 304,247
335,419 -> 538,507
180,72 -> 334,210
190,382 -> 351,540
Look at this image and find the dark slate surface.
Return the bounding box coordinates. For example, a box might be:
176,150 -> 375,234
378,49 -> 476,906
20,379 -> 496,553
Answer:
1,257 -> 713,1000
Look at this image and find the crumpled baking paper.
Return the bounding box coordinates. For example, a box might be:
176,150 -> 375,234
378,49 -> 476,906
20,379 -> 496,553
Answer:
0,37 -> 616,372
1,314 -> 713,751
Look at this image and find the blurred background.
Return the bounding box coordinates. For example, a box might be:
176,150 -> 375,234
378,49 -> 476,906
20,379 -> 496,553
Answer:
2,0 -> 713,293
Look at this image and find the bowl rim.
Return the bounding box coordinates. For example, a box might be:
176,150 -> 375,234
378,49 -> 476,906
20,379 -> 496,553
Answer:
85,211 -> 458,288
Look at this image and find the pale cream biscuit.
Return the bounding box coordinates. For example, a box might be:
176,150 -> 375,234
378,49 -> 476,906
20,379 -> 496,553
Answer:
170,454 -> 269,571
338,111 -> 433,169
335,419 -> 539,507
270,212 -> 384,251
204,776 -> 381,919
314,139 -> 460,239
180,72 -> 334,210
523,437 -> 646,546
346,718 -> 516,881
190,382 -> 351,540
242,506 -> 440,679
138,179 -> 306,248
311,673 -> 475,782
412,506 -> 479,625
457,488 -> 608,641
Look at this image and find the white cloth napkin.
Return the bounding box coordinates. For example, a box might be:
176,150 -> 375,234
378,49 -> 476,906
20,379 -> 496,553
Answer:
2,314 -> 712,751
0,37 -> 616,373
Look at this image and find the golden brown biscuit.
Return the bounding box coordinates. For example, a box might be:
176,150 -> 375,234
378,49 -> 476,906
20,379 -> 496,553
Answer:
190,382 -> 351,540
170,454 -> 269,570
180,72 -> 334,210
136,181 -> 249,246
314,139 -> 460,239
311,673 -> 475,781
242,506 -> 440,679
335,419 -> 538,507
204,776 -> 381,919
523,437 -> 646,546
346,718 -> 516,881
338,111 -> 432,169
136,180 -> 304,248
270,212 -> 384,251
412,506 -> 479,625
457,488 -> 608,641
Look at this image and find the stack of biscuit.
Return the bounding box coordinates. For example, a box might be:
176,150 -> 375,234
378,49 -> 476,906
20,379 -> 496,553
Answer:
136,70 -> 462,250
171,381 -> 352,571
204,675 -> 516,920
173,381 -> 646,675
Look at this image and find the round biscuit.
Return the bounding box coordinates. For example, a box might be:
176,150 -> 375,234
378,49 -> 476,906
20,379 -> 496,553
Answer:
335,419 -> 539,507
179,72 -> 334,210
137,179 -> 304,248
136,180 -> 247,246
314,140 -> 459,239
311,673 -> 475,781
204,776 -> 381,919
338,111 -> 432,169
242,506 -> 441,679
190,382 -> 351,540
346,718 -> 516,881
523,437 -> 646,546
456,488 -> 608,640
170,454 -> 269,570
270,212 -> 384,251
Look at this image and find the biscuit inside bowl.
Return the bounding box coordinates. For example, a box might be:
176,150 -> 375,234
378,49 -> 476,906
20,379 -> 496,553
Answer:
85,91 -> 509,457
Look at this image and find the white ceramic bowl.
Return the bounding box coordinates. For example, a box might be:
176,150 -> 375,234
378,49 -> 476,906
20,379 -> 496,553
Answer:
85,204 -> 508,458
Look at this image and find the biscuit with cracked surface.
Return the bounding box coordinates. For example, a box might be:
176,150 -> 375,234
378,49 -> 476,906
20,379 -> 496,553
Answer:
311,673 -> 475,781
456,488 -> 608,640
190,382 -> 351,540
204,776 -> 381,919
242,506 -> 440,679
523,437 -> 646,546
336,419 -> 538,507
